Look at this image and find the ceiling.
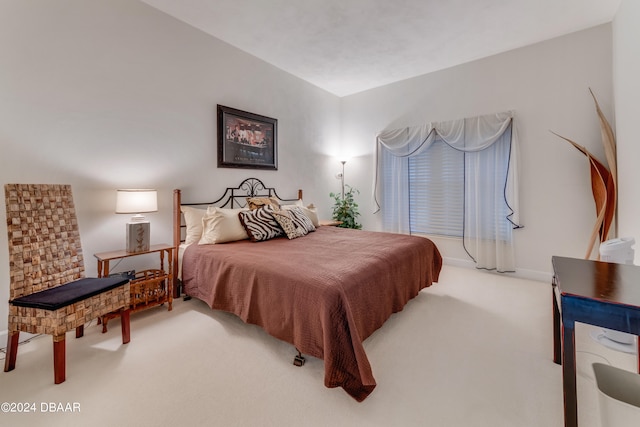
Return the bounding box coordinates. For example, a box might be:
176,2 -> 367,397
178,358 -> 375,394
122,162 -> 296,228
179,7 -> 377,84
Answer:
141,0 -> 621,97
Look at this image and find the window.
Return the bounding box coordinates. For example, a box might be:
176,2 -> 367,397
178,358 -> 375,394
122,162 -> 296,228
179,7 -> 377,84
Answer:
407,138 -> 464,237
375,113 -> 520,272
399,128 -> 513,240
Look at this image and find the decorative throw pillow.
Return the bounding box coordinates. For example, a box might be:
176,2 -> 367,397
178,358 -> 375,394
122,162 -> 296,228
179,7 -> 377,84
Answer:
198,207 -> 249,244
282,203 -> 319,227
180,205 -> 208,245
287,206 -> 316,234
271,209 -> 305,240
238,205 -> 283,242
246,197 -> 280,210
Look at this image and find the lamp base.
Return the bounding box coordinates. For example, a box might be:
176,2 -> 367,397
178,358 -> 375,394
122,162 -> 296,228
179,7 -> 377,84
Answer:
126,221 -> 150,253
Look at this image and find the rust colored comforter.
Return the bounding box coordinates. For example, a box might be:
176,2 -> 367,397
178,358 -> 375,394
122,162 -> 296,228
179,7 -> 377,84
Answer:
181,226 -> 442,401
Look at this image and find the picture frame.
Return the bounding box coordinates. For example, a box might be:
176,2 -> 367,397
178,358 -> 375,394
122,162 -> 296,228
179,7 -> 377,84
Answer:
217,105 -> 278,170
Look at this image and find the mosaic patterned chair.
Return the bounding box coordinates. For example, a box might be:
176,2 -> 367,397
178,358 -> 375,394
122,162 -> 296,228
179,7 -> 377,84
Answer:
4,184 -> 131,384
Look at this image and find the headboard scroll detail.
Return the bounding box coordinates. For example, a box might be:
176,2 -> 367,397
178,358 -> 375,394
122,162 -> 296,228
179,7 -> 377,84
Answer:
183,177 -> 298,209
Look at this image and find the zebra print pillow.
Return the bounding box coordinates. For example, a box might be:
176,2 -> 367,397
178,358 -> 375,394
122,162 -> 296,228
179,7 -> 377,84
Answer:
238,205 -> 284,242
287,206 -> 316,234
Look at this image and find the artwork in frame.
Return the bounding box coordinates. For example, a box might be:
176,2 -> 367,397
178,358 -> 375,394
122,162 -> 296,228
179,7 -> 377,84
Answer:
217,105 -> 278,170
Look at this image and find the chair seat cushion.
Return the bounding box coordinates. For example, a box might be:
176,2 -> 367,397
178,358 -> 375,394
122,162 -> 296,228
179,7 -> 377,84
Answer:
10,277 -> 129,311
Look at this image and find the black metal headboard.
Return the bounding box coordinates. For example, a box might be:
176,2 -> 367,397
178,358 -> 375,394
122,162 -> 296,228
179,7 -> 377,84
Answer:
180,177 -> 300,209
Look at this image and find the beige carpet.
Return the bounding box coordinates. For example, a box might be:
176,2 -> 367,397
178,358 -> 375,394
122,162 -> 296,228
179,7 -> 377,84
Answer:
0,265 -> 635,426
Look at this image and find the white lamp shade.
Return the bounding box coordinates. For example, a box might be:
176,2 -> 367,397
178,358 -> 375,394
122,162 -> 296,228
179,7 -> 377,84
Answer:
116,189 -> 158,214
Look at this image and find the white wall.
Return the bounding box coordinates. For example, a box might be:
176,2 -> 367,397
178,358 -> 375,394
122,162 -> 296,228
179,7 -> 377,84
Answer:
341,24 -> 614,279
0,0 -> 341,333
613,0 -> 640,261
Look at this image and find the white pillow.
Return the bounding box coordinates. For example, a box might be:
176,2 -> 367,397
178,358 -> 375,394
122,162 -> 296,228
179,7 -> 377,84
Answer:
181,206 -> 208,245
198,207 -> 249,244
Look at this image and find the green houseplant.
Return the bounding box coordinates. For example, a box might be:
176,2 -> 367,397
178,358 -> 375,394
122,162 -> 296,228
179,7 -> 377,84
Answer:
329,185 -> 362,229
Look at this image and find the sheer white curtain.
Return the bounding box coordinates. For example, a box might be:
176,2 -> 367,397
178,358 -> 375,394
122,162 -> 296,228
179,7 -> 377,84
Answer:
374,111 -> 522,272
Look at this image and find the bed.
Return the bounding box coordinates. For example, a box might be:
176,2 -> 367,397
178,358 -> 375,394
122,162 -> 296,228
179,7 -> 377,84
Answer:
172,178 -> 442,401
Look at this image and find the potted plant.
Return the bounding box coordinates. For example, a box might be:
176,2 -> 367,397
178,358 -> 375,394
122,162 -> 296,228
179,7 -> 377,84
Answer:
329,185 -> 362,229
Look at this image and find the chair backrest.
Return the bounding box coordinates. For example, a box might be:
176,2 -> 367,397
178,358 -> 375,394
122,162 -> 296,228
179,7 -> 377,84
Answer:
5,184 -> 85,300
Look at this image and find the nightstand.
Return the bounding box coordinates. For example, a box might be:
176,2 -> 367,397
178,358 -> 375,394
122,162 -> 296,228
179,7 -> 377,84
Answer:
94,243 -> 174,332
319,219 -> 343,227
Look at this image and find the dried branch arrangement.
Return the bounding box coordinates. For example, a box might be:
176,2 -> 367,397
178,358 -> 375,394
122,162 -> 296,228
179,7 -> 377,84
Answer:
551,89 -> 617,259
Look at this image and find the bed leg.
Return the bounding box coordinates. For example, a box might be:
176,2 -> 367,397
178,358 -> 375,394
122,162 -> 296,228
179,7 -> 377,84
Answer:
293,349 -> 305,367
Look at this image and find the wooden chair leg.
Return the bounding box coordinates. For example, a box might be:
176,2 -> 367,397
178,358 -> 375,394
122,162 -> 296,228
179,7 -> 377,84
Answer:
101,316 -> 109,334
53,335 -> 66,384
121,309 -> 131,344
4,331 -> 19,372
75,324 -> 84,338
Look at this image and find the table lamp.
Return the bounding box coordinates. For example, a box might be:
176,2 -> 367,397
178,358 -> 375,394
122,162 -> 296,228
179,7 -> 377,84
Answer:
116,189 -> 158,253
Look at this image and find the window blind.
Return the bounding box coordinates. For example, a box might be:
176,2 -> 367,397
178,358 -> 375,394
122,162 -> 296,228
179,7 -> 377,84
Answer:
408,138 -> 464,237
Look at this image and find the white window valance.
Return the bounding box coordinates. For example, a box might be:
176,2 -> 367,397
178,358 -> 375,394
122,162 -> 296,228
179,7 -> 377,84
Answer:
374,111 -> 522,272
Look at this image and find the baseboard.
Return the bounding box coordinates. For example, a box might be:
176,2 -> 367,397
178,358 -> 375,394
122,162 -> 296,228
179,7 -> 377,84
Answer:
442,257 -> 552,283
442,257 -> 476,270
512,267 -> 553,283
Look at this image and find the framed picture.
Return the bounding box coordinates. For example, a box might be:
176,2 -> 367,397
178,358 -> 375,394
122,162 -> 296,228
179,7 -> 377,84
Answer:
217,105 -> 278,170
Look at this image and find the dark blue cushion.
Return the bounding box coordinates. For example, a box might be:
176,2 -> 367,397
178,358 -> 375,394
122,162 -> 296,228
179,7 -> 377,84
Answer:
10,277 -> 129,311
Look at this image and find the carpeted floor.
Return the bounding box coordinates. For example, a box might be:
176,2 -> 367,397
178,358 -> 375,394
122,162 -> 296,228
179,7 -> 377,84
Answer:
0,265 -> 635,426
